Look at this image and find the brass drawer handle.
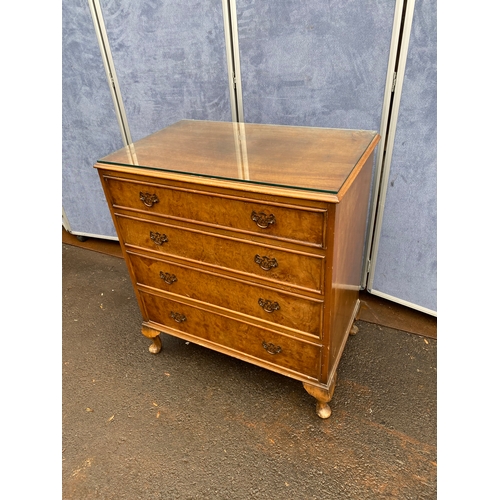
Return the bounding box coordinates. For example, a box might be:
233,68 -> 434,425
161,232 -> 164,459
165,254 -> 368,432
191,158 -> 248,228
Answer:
262,341 -> 282,355
170,311 -> 186,323
254,254 -> 278,271
159,271 -> 177,285
258,298 -> 280,313
139,191 -> 159,207
251,211 -> 276,229
150,231 -> 168,245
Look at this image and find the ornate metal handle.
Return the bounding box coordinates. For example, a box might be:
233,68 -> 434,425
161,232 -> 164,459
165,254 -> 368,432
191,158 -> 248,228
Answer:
258,298 -> 280,313
251,211 -> 276,229
170,311 -> 186,323
262,341 -> 282,355
150,231 -> 168,245
160,271 -> 177,285
254,254 -> 278,271
139,192 -> 159,207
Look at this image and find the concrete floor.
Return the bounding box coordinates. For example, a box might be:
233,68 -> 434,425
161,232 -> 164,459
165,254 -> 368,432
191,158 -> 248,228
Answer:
62,242 -> 437,499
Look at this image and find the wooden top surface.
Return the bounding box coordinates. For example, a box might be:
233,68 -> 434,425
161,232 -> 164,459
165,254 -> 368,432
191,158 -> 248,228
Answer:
98,120 -> 379,197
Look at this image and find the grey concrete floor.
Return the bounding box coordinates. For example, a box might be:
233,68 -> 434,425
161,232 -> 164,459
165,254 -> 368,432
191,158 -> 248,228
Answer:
62,243 -> 437,499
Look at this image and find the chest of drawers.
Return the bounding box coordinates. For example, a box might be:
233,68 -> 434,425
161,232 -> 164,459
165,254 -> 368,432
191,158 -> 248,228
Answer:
95,120 -> 379,418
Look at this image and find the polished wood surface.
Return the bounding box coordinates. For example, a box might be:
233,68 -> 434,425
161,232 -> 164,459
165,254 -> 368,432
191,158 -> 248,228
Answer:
326,150 -> 376,380
100,120 -> 378,196
103,174 -> 327,247
63,227 -> 437,339
140,290 -> 321,379
95,119 -> 380,418
128,251 -> 324,337
115,213 -> 325,293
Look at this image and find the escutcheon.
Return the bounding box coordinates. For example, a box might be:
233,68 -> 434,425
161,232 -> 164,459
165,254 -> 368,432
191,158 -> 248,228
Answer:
170,311 -> 187,323
150,231 -> 168,245
139,192 -> 159,207
159,271 -> 177,285
251,211 -> 276,229
254,254 -> 278,271
258,298 -> 280,313
262,341 -> 282,355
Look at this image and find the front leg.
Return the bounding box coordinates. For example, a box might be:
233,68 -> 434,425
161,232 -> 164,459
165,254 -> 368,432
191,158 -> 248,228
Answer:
303,371 -> 338,419
141,325 -> 162,354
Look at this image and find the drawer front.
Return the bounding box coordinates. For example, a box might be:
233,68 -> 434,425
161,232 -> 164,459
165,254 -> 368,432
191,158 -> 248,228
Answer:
128,252 -> 323,337
104,176 -> 326,247
140,291 -> 321,379
116,214 -> 324,293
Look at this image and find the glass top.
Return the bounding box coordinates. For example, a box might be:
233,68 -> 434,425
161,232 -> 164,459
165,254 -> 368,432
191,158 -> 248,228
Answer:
98,120 -> 379,195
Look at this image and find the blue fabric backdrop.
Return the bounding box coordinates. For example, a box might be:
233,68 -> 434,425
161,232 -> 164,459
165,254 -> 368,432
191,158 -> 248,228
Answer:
62,0 -> 123,237
100,0 -> 232,142
370,0 -> 437,312
236,0 -> 395,131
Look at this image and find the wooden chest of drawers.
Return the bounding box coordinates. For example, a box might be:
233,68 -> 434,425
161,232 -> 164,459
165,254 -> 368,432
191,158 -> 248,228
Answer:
95,120 -> 379,418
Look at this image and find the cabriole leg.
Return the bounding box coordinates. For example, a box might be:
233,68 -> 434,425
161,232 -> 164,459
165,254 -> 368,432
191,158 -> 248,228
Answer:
303,371 -> 338,419
141,325 -> 162,354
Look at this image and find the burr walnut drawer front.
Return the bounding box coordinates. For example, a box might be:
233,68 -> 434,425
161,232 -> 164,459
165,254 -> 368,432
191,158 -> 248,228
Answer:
128,252 -> 323,337
140,291 -> 321,380
104,175 -> 326,247
116,214 -> 324,293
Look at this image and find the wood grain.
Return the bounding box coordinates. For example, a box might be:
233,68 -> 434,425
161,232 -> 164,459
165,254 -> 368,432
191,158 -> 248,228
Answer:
95,119 -> 380,418
104,174 -> 327,247
115,213 -> 325,293
140,290 -> 321,380
100,120 -> 379,197
128,251 -> 324,337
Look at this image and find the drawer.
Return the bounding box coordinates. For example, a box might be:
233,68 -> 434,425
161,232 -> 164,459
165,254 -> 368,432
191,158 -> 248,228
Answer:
116,214 -> 324,293
104,175 -> 326,247
140,291 -> 321,380
128,252 -> 323,337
